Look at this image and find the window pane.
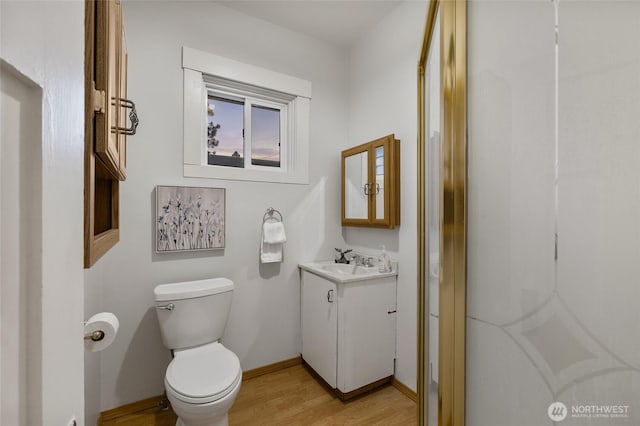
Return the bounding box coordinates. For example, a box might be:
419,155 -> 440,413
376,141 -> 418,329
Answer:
207,95 -> 244,168
376,148 -> 384,176
251,105 -> 280,167
375,146 -> 385,220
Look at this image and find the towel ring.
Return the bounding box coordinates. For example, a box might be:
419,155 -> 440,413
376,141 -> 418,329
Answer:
263,207 -> 283,223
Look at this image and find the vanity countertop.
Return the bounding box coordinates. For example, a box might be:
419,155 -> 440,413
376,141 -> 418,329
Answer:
298,260 -> 398,284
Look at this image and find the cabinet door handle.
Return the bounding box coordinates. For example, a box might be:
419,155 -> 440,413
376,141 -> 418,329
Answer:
363,183 -> 370,195
110,97 -> 139,136
327,289 -> 334,303
375,183 -> 380,195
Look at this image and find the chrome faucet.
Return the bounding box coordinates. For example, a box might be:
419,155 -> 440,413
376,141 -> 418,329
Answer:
351,253 -> 375,267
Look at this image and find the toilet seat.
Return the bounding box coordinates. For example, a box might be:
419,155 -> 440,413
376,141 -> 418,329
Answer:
165,342 -> 242,405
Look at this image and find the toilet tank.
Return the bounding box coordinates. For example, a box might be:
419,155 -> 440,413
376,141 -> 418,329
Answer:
154,278 -> 233,350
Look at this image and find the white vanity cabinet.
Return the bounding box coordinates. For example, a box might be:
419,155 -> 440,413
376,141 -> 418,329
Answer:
300,264 -> 397,399
301,272 -> 339,387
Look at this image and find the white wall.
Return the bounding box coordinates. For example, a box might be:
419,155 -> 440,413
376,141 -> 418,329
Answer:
84,270 -> 103,426
0,1 -> 85,425
345,0 -> 427,391
84,1 -> 350,410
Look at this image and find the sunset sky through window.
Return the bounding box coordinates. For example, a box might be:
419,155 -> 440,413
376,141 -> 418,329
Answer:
207,96 -> 280,162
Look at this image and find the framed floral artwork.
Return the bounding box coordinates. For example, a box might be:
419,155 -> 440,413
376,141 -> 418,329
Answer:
156,185 -> 225,252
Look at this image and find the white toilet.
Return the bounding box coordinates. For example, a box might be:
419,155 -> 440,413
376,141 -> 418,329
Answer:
154,278 -> 242,426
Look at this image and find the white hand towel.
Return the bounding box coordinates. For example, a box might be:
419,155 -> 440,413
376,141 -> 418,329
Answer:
260,240 -> 283,263
260,222 -> 285,263
263,221 -> 287,244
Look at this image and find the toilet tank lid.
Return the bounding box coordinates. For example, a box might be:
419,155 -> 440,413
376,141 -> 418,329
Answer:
154,278 -> 233,302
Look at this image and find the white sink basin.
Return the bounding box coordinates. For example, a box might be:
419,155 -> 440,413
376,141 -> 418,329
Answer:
321,263 -> 373,276
299,260 -> 397,284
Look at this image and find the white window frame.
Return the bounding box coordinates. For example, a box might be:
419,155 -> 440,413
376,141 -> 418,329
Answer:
183,46 -> 311,184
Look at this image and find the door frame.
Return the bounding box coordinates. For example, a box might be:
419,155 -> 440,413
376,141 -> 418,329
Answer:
1,58 -> 44,426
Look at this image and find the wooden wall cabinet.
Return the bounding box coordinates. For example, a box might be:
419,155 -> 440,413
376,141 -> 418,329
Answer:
85,0 -> 135,267
341,134 -> 400,228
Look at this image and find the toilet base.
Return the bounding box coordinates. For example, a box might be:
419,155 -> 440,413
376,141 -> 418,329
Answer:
176,413 -> 229,426
167,371 -> 240,426
165,344 -> 241,426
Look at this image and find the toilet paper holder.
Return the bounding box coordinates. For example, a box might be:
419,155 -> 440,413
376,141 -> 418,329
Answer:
84,330 -> 105,342
84,312 -> 119,352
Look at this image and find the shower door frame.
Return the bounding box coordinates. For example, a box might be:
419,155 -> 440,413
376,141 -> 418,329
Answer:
417,1 -> 467,425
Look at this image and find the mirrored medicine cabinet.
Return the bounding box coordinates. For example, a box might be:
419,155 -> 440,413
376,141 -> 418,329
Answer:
341,134 -> 400,228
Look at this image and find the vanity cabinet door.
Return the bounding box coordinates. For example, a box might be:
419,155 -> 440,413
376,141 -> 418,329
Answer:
341,134 -> 400,228
301,271 -> 338,388
337,277 -> 396,393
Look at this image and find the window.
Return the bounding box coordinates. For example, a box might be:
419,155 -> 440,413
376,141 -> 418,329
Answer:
205,89 -> 284,170
183,47 -> 311,184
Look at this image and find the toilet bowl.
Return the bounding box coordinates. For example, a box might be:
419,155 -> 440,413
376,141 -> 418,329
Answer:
154,278 -> 242,426
165,342 -> 242,426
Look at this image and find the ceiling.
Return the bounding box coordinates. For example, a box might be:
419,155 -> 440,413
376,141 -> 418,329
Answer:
217,0 -> 404,48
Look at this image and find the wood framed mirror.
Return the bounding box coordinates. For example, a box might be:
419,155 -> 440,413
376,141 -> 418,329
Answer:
341,134 -> 400,229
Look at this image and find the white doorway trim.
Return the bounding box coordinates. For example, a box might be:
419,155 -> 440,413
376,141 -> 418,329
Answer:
1,59 -> 43,426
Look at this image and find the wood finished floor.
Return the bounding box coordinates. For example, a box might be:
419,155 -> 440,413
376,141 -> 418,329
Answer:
101,364 -> 417,425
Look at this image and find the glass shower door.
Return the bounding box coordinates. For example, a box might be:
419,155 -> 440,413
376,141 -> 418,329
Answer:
466,1 -> 640,425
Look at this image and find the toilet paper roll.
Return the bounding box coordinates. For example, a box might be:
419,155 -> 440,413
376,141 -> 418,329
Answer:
84,312 -> 119,352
